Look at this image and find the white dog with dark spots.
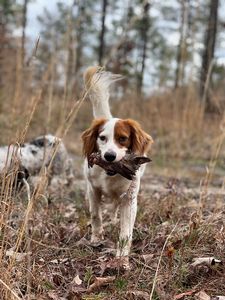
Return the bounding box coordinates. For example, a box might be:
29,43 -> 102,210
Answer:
0,135 -> 74,192
82,67 -> 153,259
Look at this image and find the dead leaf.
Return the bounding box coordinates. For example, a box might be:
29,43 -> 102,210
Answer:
50,259 -> 58,264
67,284 -> 86,296
142,253 -> 154,264
73,275 -> 82,286
166,245 -> 175,258
127,290 -> 149,299
47,291 -> 65,300
174,290 -> 196,299
52,272 -> 63,286
195,290 -> 210,300
87,276 -> 116,293
64,204 -> 77,218
191,257 -> 222,267
49,258 -> 69,264
75,237 -> 91,247
189,211 -> 201,232
6,248 -> 31,262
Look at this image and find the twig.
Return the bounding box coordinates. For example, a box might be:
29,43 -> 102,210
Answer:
26,36 -> 40,67
131,257 -> 156,272
0,278 -> 22,300
23,179 -> 31,299
149,222 -> 178,300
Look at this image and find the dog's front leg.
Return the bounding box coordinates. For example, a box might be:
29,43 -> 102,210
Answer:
116,177 -> 140,257
87,183 -> 103,243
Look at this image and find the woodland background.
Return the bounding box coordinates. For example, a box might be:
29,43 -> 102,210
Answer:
0,0 -> 225,152
0,0 -> 225,299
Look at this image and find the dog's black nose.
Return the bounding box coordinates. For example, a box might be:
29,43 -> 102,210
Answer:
104,151 -> 116,162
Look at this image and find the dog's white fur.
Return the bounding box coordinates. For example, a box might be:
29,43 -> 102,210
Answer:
84,67 -> 122,119
97,118 -> 128,162
0,135 -> 74,192
82,67 -> 152,257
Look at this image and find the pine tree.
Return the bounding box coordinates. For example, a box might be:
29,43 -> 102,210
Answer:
200,0 -> 219,111
74,0 -> 86,74
0,0 -> 16,87
21,0 -> 28,66
98,0 -> 108,65
174,0 -> 189,89
135,0 -> 151,93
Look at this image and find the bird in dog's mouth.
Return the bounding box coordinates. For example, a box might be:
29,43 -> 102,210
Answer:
88,151 -> 151,180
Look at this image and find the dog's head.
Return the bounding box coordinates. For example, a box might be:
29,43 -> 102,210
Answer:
81,118 -> 153,162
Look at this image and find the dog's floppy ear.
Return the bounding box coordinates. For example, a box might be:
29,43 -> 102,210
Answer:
81,118 -> 106,158
125,119 -> 153,155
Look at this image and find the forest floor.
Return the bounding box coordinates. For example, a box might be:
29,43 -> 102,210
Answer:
2,155 -> 225,300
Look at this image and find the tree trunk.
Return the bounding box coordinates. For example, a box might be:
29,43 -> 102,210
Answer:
137,1 -> 150,94
174,0 -> 189,89
98,0 -> 108,66
0,2 -> 9,88
75,0 -> 85,73
0,15 -> 5,88
13,0 -> 29,112
200,0 -> 219,110
21,0 -> 28,66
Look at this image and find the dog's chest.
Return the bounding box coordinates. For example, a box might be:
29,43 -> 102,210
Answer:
85,163 -> 130,198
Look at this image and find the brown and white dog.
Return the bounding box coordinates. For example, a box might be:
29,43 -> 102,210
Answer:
82,67 -> 153,258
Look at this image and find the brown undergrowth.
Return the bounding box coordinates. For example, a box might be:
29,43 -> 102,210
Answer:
0,60 -> 224,299
1,170 -> 225,299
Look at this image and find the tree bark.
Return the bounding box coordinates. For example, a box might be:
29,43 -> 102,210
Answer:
13,0 -> 29,112
98,0 -> 108,65
21,0 -> 28,66
75,0 -> 85,73
0,1 -> 9,87
137,1 -> 150,94
200,0 -> 219,110
0,13 -> 5,87
174,0 -> 189,89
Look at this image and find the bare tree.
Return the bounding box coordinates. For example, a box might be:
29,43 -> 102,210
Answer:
64,4 -> 74,102
21,0 -> 28,66
0,0 -> 16,87
98,0 -> 108,65
75,0 -> 85,74
200,0 -> 219,110
136,1 -> 150,94
174,0 -> 189,89
13,0 -> 29,111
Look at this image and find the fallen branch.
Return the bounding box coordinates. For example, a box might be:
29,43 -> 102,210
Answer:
87,276 -> 116,293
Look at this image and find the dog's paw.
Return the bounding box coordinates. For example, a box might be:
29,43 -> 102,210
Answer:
108,256 -> 131,271
91,233 -> 104,244
117,256 -> 130,270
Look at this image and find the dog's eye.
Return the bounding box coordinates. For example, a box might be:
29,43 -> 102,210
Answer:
99,136 -> 106,141
119,136 -> 128,143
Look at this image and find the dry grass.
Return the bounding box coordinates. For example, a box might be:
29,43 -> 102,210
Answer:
1,169 -> 225,299
0,52 -> 225,299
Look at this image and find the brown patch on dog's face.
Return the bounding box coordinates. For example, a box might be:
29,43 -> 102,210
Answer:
114,119 -> 153,155
114,120 -> 132,149
81,118 -> 107,157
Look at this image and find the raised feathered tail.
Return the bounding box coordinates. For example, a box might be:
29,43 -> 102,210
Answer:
84,66 -> 123,119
